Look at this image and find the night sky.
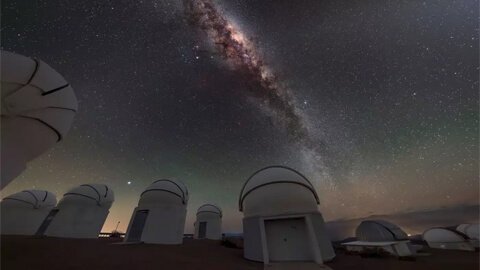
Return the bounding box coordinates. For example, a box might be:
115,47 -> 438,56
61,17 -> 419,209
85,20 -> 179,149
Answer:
1,0 -> 478,233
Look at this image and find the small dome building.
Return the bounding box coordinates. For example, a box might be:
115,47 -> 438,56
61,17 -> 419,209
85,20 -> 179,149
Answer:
1,50 -> 77,189
341,220 -> 414,257
457,224 -> 479,240
1,190 -> 56,235
423,227 -> 474,251
194,204 -> 222,240
456,224 -> 470,234
239,165 -> 335,264
356,220 -> 409,242
457,224 -> 479,248
43,184 -> 114,238
465,224 -> 479,240
124,179 -> 188,244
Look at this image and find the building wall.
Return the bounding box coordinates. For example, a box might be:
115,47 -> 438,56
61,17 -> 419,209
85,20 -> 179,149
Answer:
310,212 -> 336,261
243,216 -> 263,261
194,212 -> 222,240
125,204 -> 186,244
1,203 -> 52,235
427,241 -> 475,251
44,204 -> 109,238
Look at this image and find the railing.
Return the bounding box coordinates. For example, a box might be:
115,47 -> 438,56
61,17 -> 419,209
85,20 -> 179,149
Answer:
99,232 -> 125,238
98,233 -> 198,238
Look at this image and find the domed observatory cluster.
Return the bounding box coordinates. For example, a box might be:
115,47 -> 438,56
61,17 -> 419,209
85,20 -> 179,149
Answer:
342,220 -> 414,257
1,190 -> 56,235
423,227 -> 475,251
456,223 -> 480,248
42,184 -> 114,238
194,204 -> 222,240
125,179 -> 188,244
1,50 -> 77,189
239,166 -> 335,264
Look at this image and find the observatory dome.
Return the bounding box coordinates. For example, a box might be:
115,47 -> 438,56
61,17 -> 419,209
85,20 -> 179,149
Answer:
465,224 -> 479,240
356,220 -> 409,242
423,228 -> 469,243
457,224 -> 479,240
239,165 -> 320,216
139,179 -> 189,207
60,184 -> 114,208
422,227 -> 475,251
1,189 -> 57,235
2,190 -> 56,209
457,224 -> 470,234
197,204 -> 222,217
1,50 -> 77,188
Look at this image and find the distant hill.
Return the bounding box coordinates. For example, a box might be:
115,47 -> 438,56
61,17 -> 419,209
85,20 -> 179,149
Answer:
325,204 -> 479,241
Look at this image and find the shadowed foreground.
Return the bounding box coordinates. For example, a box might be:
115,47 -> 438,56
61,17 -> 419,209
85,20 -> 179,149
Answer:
328,249 -> 479,270
1,236 -> 479,270
1,236 -> 261,270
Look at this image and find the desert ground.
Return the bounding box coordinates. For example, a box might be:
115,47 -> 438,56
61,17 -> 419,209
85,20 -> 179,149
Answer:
1,236 -> 478,270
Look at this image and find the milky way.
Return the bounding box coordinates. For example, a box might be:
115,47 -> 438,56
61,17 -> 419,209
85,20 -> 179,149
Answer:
184,0 -> 307,139
184,0 -> 339,181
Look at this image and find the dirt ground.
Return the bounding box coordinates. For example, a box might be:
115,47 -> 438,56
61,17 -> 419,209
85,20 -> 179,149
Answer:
328,249 -> 479,270
1,236 -> 479,270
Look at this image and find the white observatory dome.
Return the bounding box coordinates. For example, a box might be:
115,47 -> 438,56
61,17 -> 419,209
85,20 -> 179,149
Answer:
356,220 -> 409,242
465,224 -> 479,240
194,204 -> 223,240
2,190 -> 57,209
456,223 -> 480,240
1,189 -> 57,235
60,184 -> 114,208
423,228 -> 469,243
43,184 -> 114,239
239,166 -> 335,263
1,50 -> 78,188
457,224 -> 479,240
457,224 -> 470,234
239,165 -> 320,216
139,179 -> 189,207
422,227 -> 475,251
197,204 -> 222,217
124,179 -> 189,244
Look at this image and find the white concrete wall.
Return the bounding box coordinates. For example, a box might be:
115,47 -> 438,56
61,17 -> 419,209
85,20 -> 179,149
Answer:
125,204 -> 186,244
194,212 -> 222,240
310,212 -> 336,261
427,241 -> 475,251
44,204 -> 109,238
1,202 -> 53,235
393,242 -> 413,256
243,216 -> 263,261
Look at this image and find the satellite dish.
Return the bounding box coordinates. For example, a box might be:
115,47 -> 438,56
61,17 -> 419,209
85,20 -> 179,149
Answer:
1,50 -> 78,188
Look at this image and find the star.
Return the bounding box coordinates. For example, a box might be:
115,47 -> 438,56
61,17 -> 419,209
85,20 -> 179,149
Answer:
0,0 -> 476,234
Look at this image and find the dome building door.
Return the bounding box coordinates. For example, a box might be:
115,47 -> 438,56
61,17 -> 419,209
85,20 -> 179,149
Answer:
265,217 -> 312,262
198,222 -> 207,239
126,210 -> 149,242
